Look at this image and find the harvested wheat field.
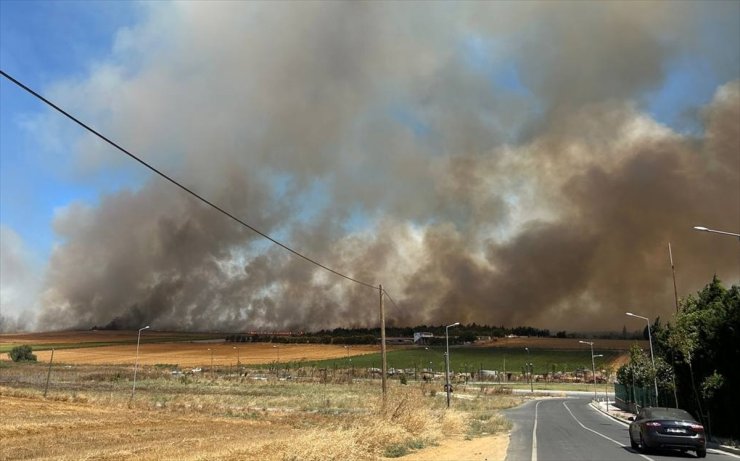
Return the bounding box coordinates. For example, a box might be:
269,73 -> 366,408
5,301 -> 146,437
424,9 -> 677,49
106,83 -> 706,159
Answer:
31,342 -> 379,367
1,330 -> 380,367
1,391 -> 297,461
0,329 -> 212,345
0,378 -> 518,461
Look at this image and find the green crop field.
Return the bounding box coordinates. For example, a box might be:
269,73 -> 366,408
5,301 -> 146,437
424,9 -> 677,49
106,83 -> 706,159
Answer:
284,346 -> 623,375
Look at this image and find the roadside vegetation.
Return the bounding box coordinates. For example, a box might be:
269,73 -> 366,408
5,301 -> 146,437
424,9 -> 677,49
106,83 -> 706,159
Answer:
617,276 -> 739,439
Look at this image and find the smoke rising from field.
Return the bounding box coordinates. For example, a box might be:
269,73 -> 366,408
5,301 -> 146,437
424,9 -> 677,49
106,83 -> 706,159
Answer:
29,2 -> 739,332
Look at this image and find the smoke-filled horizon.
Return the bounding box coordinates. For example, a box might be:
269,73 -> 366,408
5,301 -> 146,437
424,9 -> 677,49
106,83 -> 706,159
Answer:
2,2 -> 739,333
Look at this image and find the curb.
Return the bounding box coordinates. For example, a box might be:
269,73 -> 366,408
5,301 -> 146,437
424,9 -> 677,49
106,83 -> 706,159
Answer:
588,401 -> 631,426
589,401 -> 740,457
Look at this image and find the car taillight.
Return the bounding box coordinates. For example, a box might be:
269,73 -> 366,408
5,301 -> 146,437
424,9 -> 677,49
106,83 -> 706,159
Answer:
689,424 -> 704,432
645,422 -> 662,427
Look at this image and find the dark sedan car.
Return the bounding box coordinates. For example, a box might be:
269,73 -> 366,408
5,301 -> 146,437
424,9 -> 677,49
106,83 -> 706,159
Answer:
628,407 -> 706,458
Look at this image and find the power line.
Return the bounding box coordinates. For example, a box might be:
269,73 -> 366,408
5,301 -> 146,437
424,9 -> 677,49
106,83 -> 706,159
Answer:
382,288 -> 403,317
1,70 -> 378,290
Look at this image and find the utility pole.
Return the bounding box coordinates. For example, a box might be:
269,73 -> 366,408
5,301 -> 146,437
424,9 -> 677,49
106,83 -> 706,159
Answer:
668,243 -> 680,407
44,348 -> 55,398
379,284 -> 387,397
669,243 -> 679,312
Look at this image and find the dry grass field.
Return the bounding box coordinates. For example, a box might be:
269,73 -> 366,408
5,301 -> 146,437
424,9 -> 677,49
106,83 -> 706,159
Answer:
0,330 -> 380,366
34,342 -> 379,367
1,331 -> 521,461
0,375 -> 517,461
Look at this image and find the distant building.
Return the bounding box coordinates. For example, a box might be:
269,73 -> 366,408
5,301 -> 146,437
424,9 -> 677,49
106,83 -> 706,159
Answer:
385,337 -> 414,345
413,332 -> 434,345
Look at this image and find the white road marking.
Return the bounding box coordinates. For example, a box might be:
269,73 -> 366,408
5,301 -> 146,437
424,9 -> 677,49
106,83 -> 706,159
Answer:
532,400 -> 541,461
562,401 -> 654,461
708,448 -> 740,459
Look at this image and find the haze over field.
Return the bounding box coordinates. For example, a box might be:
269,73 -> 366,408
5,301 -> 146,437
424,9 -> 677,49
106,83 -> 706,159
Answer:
1,2 -> 738,333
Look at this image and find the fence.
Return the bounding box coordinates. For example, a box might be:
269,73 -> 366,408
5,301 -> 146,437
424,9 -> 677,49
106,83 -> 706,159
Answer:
614,383 -> 675,413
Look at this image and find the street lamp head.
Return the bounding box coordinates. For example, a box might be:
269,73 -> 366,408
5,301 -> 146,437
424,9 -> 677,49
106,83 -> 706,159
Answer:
579,340 -> 593,345
626,312 -> 634,317
139,325 -> 150,332
693,226 -> 709,232
447,322 -> 460,328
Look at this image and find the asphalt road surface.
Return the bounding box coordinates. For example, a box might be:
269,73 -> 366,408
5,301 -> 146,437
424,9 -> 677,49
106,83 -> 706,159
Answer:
504,398 -> 737,461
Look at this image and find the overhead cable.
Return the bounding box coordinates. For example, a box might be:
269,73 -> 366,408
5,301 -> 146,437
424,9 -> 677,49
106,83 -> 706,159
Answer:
1,70 -> 378,290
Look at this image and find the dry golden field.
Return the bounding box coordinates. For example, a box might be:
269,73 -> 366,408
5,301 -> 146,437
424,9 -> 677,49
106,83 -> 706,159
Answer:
35,342 -> 378,367
0,330 -> 380,366
0,375 -> 517,461
0,331 -> 520,461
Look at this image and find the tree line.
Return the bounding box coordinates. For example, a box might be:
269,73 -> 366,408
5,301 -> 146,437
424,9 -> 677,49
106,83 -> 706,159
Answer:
616,275 -> 739,438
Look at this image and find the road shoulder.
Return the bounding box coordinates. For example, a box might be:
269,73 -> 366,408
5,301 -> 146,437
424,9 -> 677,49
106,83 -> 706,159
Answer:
388,432 -> 510,461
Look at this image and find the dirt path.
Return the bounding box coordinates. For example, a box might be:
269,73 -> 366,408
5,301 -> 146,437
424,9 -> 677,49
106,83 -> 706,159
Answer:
392,433 -> 509,461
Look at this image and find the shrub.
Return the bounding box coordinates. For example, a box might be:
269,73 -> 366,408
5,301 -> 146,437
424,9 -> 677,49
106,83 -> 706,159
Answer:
8,345 -> 37,362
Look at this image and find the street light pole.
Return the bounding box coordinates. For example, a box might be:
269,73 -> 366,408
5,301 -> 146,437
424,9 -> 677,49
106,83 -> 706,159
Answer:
525,347 -> 533,394
208,348 -> 214,379
593,354 -> 605,408
130,325 -> 149,401
627,312 -> 659,404
693,226 -> 740,240
579,341 -> 598,401
345,345 -> 352,384
445,322 -> 460,408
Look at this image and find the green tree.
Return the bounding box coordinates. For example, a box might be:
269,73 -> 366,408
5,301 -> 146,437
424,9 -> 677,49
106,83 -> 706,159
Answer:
658,276 -> 739,438
8,345 -> 37,362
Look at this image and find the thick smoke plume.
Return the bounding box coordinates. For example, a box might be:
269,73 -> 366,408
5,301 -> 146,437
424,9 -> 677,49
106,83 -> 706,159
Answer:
29,2 -> 739,332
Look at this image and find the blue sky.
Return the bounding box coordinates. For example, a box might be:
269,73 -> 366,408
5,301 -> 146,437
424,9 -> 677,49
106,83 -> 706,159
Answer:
1,1 -> 738,331
1,1 -> 142,259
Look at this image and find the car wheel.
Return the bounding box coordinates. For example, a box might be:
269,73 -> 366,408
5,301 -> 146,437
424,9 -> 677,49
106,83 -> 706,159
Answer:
696,448 -> 707,458
639,434 -> 650,453
629,434 -> 639,450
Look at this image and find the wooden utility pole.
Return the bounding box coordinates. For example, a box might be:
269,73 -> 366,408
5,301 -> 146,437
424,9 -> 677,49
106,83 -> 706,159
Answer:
44,348 -> 54,398
379,284 -> 387,396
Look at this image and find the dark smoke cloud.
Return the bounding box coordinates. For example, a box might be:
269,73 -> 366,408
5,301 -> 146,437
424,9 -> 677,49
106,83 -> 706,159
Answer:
31,2 -> 740,332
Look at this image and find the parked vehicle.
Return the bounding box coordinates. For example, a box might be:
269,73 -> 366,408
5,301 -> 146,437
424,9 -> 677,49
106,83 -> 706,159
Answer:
628,407 -> 706,458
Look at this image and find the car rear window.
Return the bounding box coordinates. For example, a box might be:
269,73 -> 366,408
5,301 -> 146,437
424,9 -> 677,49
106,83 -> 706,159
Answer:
645,408 -> 695,420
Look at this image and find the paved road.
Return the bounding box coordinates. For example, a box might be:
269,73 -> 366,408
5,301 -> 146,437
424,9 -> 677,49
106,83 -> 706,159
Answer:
504,398 -> 737,461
